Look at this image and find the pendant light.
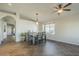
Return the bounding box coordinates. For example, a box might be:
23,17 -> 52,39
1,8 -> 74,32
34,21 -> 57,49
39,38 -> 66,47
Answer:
35,13 -> 39,25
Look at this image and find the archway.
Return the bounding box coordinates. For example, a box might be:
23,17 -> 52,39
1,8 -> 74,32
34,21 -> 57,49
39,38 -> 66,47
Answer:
0,16 -> 16,43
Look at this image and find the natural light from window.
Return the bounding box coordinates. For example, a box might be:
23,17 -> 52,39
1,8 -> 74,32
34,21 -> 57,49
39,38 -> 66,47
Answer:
42,23 -> 55,35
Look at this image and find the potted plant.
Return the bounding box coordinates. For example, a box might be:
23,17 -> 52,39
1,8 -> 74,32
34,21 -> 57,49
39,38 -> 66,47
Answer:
20,32 -> 26,41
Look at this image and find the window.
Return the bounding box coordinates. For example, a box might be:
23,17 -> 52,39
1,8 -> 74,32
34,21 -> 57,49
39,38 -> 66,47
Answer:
42,24 -> 55,35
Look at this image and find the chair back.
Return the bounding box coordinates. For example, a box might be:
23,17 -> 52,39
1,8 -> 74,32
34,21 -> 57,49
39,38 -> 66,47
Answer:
42,32 -> 46,40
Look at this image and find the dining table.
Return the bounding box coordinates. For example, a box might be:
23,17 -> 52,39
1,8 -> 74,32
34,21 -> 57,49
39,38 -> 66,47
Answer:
29,32 -> 38,45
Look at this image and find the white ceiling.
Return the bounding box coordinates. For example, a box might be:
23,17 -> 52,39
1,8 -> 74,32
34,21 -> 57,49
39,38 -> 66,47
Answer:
0,3 -> 79,23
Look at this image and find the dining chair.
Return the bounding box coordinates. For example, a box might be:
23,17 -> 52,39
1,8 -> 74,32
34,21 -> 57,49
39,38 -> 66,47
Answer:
37,32 -> 43,44
27,33 -> 34,44
42,32 -> 46,42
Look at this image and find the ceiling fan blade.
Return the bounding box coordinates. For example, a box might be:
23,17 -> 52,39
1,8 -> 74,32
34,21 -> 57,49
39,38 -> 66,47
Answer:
52,10 -> 57,14
58,4 -> 62,8
54,7 -> 58,9
63,9 -> 71,11
64,3 -> 72,8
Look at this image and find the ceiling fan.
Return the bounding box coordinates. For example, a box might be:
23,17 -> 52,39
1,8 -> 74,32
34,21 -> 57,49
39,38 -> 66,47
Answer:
54,3 -> 72,15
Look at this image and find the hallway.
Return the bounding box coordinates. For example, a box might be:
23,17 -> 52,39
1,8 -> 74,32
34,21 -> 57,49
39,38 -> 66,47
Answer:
2,35 -> 16,44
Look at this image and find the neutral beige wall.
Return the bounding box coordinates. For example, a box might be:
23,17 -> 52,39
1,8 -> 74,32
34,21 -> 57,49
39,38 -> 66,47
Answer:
47,14 -> 79,45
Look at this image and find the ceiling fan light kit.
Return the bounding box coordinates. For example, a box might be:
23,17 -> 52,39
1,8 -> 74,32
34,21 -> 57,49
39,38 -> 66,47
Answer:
58,9 -> 63,13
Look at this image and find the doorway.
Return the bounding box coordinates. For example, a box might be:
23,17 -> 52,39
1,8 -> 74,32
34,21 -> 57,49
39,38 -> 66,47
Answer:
1,16 -> 16,43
